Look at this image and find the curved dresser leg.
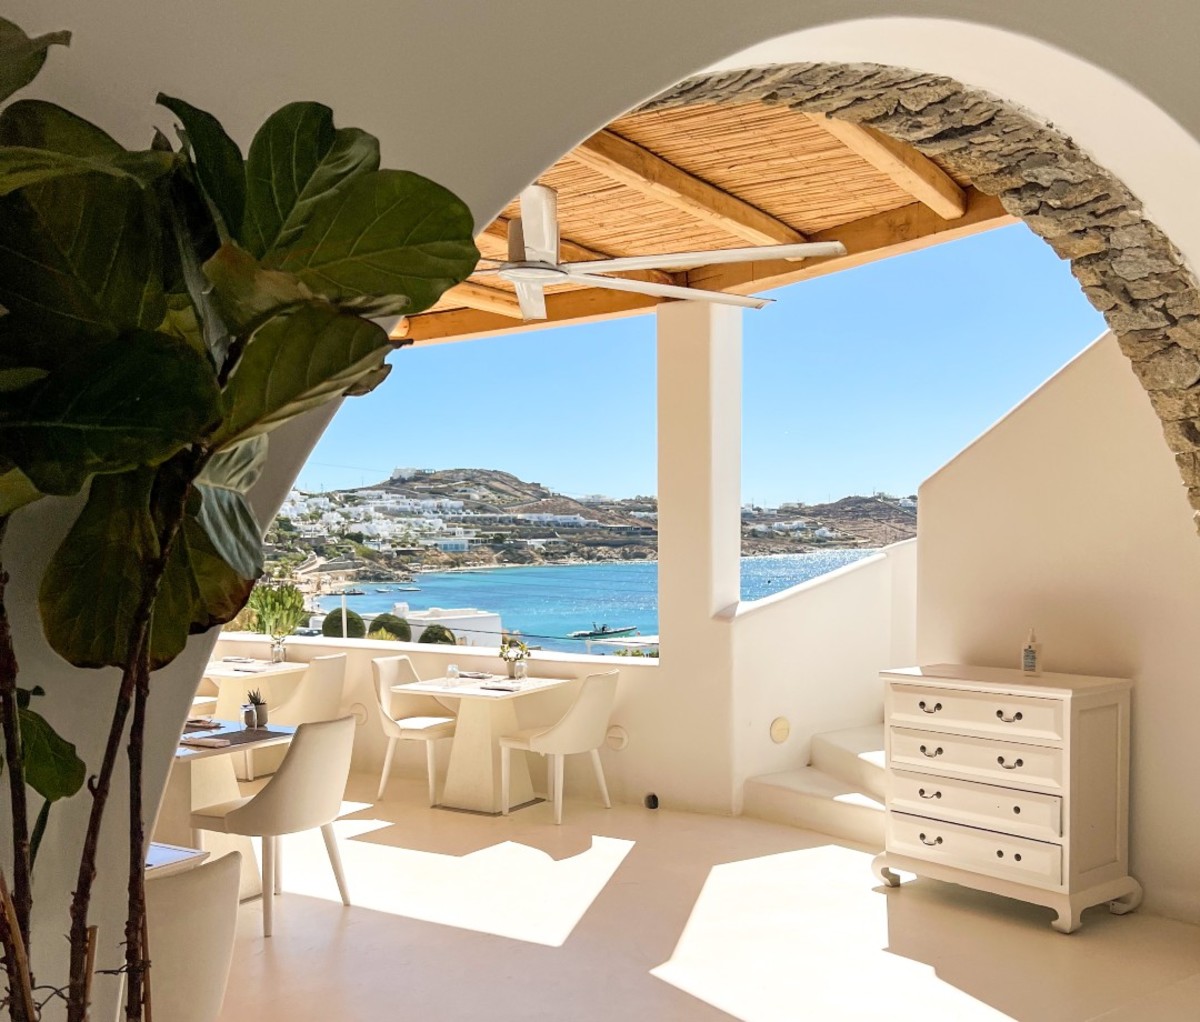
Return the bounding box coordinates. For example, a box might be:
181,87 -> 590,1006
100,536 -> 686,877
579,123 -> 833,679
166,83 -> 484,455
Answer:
1051,899 -> 1082,934
872,853 -> 901,888
1109,878 -> 1144,916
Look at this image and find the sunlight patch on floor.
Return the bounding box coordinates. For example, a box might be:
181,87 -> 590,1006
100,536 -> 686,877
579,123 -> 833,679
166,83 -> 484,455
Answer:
652,844 -> 1013,1022
278,817 -> 634,946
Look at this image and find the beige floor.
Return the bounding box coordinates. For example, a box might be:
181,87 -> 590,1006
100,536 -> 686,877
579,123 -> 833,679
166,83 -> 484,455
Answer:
216,773 -> 1200,1022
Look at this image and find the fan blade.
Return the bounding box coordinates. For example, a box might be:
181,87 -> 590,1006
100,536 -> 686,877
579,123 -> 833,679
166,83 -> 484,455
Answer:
561,241 -> 845,275
514,280 -> 547,320
518,184 -> 559,264
564,272 -> 769,309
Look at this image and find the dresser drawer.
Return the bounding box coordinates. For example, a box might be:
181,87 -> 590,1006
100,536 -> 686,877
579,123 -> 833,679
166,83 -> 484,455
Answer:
889,769 -> 1062,841
888,812 -> 1062,888
889,683 -> 1063,743
890,727 -> 1063,791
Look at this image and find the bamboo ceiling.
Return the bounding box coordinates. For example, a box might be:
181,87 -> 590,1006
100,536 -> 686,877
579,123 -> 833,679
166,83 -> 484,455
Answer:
398,100 -> 1012,344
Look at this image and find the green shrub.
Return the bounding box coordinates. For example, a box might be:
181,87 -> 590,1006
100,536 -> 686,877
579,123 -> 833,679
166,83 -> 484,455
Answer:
369,613 -> 412,641
418,623 -> 457,645
322,608 -> 365,638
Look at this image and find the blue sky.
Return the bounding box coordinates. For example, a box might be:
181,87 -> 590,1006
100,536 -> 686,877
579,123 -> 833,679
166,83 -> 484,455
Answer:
296,223 -> 1106,506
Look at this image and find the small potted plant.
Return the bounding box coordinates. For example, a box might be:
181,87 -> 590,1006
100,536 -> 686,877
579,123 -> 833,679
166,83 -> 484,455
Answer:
499,637 -> 530,679
247,688 -> 268,728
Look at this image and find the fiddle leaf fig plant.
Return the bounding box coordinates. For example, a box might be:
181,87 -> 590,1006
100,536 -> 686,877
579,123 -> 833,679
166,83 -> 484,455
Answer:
0,15 -> 478,1022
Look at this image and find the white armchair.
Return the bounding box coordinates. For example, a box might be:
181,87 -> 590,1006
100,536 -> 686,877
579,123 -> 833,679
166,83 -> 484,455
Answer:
499,669 -> 619,824
371,655 -> 456,805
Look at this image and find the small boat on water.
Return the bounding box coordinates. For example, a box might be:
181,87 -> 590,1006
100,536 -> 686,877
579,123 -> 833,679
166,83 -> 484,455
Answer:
568,623 -> 639,639
374,587 -> 391,593
341,588 -> 365,596
394,585 -> 421,592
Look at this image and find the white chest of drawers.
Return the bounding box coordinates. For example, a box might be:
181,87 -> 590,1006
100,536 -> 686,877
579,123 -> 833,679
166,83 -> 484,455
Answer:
871,664 -> 1142,932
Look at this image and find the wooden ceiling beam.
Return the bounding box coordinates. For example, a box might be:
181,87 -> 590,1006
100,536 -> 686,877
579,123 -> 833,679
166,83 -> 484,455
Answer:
396,286 -> 661,345
805,113 -> 967,220
686,188 -> 1009,295
399,190 -> 1013,345
475,217 -> 676,285
570,129 -> 807,246
442,281 -> 525,319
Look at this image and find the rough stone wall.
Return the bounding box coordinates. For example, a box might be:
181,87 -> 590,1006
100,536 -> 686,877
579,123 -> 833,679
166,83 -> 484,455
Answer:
644,65 -> 1200,527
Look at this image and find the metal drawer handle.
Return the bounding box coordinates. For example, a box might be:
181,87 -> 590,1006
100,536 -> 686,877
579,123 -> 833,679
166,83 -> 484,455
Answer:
919,745 -> 944,758
995,709 -> 1024,723
918,833 -> 943,846
918,788 -> 942,800
997,756 -> 1024,770
918,700 -> 943,714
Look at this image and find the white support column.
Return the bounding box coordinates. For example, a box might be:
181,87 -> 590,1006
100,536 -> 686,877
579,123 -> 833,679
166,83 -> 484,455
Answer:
640,300 -> 741,811
657,300 -> 743,638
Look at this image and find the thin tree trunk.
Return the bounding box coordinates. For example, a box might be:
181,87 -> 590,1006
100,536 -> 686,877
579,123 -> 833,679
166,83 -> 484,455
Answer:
66,456 -> 198,1022
0,873 -> 35,1022
0,517 -> 35,1022
122,669 -> 150,1021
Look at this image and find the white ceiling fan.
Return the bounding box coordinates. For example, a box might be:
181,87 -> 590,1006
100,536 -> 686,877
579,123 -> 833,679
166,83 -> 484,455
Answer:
474,184 -> 847,321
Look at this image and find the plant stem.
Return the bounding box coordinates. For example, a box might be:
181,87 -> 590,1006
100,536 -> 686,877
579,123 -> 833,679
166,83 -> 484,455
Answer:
121,664 -> 150,1022
67,457 -> 199,1022
0,871 -> 35,1022
65,636 -> 141,1022
0,516 -> 35,1019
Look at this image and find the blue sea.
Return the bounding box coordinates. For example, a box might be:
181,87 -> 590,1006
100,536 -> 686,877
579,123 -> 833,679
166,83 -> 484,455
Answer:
316,549 -> 876,654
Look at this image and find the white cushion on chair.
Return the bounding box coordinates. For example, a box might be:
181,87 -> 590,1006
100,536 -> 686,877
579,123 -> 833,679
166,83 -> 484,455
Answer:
396,715 -> 456,738
498,726 -> 552,751
189,797 -> 253,833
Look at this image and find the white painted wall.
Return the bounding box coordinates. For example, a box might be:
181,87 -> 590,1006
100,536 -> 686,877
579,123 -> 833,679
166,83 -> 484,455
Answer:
731,541 -> 917,803
918,333 -> 1200,923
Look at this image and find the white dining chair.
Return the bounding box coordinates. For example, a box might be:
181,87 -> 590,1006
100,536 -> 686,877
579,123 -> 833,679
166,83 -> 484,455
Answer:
218,654 -> 347,780
499,669 -> 619,824
371,655 -> 456,804
190,716 -> 355,937
145,851 -> 241,1022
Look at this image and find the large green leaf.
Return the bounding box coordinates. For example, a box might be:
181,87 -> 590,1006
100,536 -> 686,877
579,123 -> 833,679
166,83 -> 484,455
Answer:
0,465 -> 40,516
0,17 -> 70,104
157,94 -> 245,242
243,102 -> 380,259
0,367 -> 47,393
202,243 -> 313,334
0,175 -> 165,345
0,99 -> 121,156
269,169 -> 478,315
0,146 -> 177,196
19,706 -> 84,802
214,302 -> 397,447
0,330 -> 221,496
195,436 -> 266,579
39,469 -> 160,669
41,462 -> 260,669
150,498 -> 257,668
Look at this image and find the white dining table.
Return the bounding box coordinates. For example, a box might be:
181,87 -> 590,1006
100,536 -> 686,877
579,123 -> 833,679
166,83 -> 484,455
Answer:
392,674 -> 579,814
154,718 -> 296,900
201,658 -> 308,716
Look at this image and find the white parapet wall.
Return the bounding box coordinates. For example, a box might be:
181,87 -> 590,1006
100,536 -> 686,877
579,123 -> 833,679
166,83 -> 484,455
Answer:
729,540 -> 918,805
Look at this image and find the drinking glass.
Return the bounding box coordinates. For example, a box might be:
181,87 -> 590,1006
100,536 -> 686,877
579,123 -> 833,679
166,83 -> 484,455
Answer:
514,661 -> 528,681
446,663 -> 460,684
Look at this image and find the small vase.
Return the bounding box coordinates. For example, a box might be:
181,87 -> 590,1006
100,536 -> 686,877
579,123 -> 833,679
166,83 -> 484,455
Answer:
253,702 -> 268,728
271,639 -> 287,663
507,661 -> 517,679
